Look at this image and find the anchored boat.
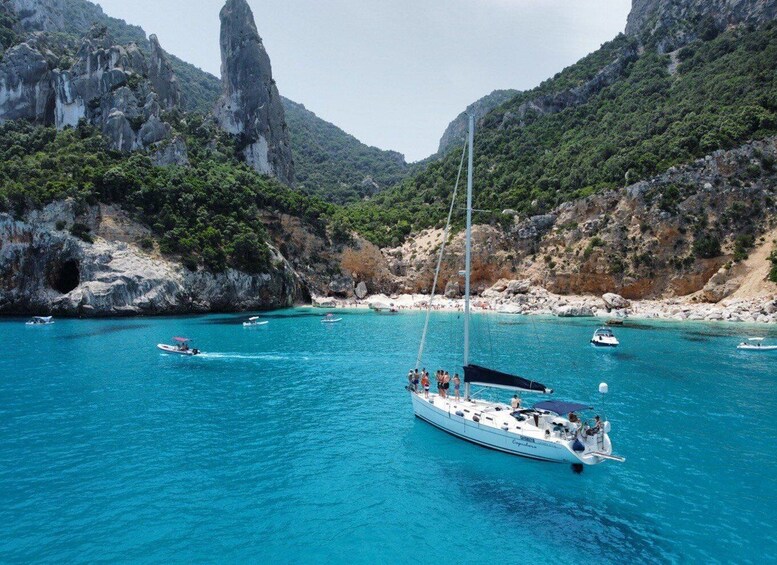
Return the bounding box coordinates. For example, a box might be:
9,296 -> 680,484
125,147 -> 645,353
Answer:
243,316 -> 268,327
157,337 -> 200,355
591,327 -> 620,347
407,115 -> 623,468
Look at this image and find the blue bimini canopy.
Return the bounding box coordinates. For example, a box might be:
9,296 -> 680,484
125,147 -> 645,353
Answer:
533,400 -> 592,415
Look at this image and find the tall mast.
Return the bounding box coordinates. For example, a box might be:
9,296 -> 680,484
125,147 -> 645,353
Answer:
464,113 -> 474,400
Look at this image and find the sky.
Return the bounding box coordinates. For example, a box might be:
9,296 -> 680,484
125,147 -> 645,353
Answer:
96,0 -> 631,161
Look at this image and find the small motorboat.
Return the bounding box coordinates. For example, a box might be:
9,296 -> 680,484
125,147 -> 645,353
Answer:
321,313 -> 342,324
157,337 -> 200,355
737,337 -> 777,351
591,327 -> 619,347
243,316 -> 268,327
606,318 -> 624,326
26,316 -> 54,325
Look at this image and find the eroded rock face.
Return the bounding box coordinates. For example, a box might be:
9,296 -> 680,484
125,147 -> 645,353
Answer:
215,0 -> 294,185
148,34 -> 181,109
9,0 -> 67,33
0,202 -> 305,316
626,0 -> 777,51
0,19 -> 187,157
0,41 -> 54,122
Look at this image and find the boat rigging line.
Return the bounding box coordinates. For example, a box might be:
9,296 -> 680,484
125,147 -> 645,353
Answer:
415,136 -> 468,371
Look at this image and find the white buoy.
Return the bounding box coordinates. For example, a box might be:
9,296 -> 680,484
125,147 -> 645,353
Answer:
599,382 -> 608,394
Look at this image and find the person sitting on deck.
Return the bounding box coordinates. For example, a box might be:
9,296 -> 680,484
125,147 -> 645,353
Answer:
586,415 -> 602,436
510,395 -> 521,410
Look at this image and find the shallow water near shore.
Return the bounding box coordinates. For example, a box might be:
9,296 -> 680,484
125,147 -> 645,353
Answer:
1,310 -> 776,562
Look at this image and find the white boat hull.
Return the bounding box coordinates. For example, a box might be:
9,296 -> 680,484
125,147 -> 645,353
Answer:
243,321 -> 269,327
410,392 -> 614,465
321,318 -> 342,323
737,344 -> 777,351
591,338 -> 619,347
157,344 -> 199,355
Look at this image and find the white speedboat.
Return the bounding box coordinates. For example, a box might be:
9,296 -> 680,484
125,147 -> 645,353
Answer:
157,337 -> 200,355
321,314 -> 342,324
26,316 -> 54,325
591,327 -> 619,347
737,337 -> 777,351
407,115 -> 623,469
243,316 -> 268,327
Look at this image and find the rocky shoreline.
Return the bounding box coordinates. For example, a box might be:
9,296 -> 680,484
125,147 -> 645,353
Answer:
313,280 -> 777,324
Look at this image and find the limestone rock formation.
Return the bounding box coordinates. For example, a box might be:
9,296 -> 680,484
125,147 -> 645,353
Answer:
151,136 -> 190,166
0,19 -> 186,156
0,40 -> 54,122
215,0 -> 294,185
148,34 -> 181,109
626,0 -> 777,51
0,202 -> 305,316
9,0 -> 67,33
437,89 -> 518,156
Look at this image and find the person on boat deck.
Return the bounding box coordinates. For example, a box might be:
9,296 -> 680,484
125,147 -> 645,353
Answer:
568,412 -> 580,425
412,370 -> 420,392
586,415 -> 602,436
453,373 -> 461,400
407,370 -> 415,391
421,373 -> 430,398
435,371 -> 443,398
442,372 -> 451,398
511,395 -> 521,410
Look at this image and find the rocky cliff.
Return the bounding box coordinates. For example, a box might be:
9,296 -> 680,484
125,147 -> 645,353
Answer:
625,0 -> 777,51
0,21 -> 185,157
0,201 -> 306,316
339,138 -> 777,302
437,89 -> 518,157
215,0 -> 294,186
148,34 -> 181,110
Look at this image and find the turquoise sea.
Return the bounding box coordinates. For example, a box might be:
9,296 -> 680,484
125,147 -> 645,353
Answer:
1,309 -> 776,563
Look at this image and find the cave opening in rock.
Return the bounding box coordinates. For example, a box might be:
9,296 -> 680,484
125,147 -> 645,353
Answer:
53,260 -> 80,294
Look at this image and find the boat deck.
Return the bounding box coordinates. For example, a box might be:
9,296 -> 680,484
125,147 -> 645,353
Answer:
413,391 -> 585,443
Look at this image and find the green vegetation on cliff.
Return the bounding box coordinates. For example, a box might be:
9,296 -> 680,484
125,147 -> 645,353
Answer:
282,99 -> 409,204
340,23 -> 777,247
0,120 -> 331,273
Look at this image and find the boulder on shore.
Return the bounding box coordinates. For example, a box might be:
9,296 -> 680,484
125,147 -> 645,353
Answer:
555,304 -> 594,317
328,276 -> 353,297
506,279 -> 531,295
355,281 -> 368,299
444,280 -> 460,298
602,292 -> 630,309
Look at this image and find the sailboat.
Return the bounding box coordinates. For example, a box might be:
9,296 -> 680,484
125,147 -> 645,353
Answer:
408,115 -> 623,467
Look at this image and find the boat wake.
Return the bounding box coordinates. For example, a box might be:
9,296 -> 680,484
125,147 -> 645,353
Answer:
197,352 -> 308,362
